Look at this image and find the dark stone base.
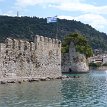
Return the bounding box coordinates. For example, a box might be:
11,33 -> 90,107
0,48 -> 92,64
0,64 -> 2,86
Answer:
62,71 -> 89,74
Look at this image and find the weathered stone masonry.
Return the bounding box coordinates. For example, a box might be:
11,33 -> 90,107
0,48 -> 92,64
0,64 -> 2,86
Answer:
0,35 -> 62,79
62,42 -> 89,72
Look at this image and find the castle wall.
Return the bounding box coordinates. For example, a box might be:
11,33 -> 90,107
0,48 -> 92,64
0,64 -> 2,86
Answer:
0,35 -> 62,79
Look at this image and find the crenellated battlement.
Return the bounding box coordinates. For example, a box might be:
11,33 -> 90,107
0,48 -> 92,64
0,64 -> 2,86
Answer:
2,35 -> 61,52
30,42 -> 35,51
0,35 -> 62,79
5,38 -> 13,49
0,43 -> 6,52
0,35 -> 61,54
34,35 -> 61,46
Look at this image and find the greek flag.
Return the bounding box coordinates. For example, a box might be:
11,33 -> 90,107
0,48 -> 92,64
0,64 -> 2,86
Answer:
47,16 -> 57,23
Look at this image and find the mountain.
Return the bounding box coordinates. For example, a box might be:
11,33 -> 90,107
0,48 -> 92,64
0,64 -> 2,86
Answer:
0,15 -> 107,51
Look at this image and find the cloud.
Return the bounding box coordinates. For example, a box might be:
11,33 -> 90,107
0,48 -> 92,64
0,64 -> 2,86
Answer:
2,10 -> 17,16
53,2 -> 107,15
15,0 -> 66,7
58,14 -> 107,31
15,0 -> 86,8
15,0 -> 107,15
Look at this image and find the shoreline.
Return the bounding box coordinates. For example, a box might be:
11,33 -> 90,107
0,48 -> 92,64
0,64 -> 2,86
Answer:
0,75 -> 79,84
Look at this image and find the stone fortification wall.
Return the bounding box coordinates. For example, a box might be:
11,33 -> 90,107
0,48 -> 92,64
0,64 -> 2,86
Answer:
0,35 -> 61,79
62,42 -> 89,72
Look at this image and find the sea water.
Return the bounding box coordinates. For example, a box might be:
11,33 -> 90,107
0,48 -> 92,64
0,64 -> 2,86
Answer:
0,70 -> 107,107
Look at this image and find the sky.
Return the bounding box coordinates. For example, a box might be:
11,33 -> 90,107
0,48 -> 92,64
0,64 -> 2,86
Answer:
0,0 -> 107,33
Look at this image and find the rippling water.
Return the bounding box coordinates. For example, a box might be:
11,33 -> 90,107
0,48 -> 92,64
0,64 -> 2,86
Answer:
0,70 -> 107,107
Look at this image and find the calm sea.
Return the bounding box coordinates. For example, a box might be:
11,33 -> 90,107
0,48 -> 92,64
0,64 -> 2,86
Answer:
0,70 -> 107,107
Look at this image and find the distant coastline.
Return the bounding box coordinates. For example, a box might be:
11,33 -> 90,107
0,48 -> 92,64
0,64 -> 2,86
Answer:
89,66 -> 107,71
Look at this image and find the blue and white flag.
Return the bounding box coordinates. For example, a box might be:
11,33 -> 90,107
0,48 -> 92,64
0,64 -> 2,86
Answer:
47,16 -> 57,23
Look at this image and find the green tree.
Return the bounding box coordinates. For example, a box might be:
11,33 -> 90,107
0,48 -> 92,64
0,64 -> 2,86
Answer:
62,33 -> 93,58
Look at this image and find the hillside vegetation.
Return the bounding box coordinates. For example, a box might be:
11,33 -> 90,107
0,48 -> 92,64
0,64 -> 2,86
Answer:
0,16 -> 107,50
